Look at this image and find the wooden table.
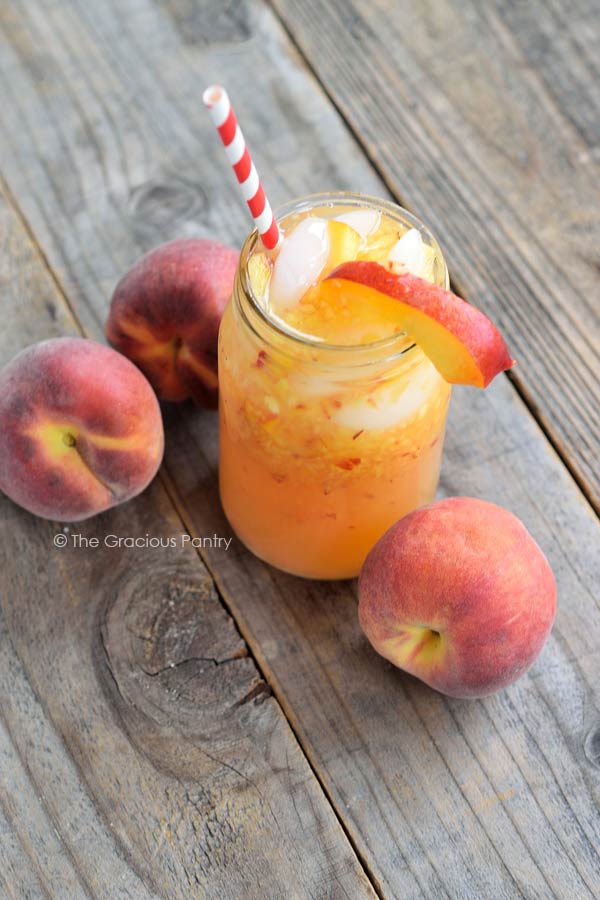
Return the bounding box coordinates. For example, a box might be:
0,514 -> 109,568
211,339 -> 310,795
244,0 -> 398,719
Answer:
1,2 -> 598,897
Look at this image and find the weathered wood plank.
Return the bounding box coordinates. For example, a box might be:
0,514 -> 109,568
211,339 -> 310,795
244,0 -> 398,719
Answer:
0,785 -> 55,900
0,1 -> 599,898
163,385 -> 600,900
270,0 -> 600,511
0,192 -> 376,898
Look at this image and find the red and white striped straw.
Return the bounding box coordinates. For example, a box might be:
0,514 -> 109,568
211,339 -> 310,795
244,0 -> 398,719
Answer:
203,85 -> 281,250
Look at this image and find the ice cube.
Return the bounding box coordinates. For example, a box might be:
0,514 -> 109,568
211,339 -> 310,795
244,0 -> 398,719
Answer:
388,228 -> 427,277
269,217 -> 329,312
288,372 -> 337,397
333,360 -> 441,430
335,209 -> 381,240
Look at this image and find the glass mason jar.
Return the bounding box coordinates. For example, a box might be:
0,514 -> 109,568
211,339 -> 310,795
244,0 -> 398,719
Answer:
218,193 -> 451,579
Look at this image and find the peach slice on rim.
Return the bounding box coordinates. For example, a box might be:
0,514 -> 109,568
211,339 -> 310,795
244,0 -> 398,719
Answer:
326,261 -> 514,387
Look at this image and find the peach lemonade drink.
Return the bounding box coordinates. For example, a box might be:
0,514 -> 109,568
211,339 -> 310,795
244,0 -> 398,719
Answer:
218,193 -> 452,579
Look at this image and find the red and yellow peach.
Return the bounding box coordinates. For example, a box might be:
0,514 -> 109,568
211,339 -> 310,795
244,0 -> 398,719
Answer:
358,497 -> 556,698
106,238 -> 238,408
0,337 -> 164,521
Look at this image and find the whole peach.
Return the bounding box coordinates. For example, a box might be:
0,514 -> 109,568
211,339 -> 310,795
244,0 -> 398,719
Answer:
106,238 -> 238,408
358,497 -> 556,698
0,337 -> 164,521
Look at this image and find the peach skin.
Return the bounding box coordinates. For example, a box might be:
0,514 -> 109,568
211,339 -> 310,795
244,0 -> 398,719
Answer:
326,261 -> 514,387
106,238 -> 238,408
358,497 -> 556,698
0,337 -> 164,522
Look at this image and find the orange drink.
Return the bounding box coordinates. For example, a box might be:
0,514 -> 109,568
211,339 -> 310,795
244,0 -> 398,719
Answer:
218,193 -> 451,578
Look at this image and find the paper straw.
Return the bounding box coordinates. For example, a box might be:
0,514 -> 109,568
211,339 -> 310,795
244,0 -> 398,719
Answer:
203,85 -> 281,250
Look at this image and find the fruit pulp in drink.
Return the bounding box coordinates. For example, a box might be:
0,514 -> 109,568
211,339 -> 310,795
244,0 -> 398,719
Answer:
218,197 -> 451,579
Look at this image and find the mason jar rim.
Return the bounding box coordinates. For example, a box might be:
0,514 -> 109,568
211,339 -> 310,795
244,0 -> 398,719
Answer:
236,191 -> 448,366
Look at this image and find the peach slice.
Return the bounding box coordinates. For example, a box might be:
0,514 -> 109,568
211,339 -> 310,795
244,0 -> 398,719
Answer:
282,276 -> 406,346
321,220 -> 362,277
326,261 -> 514,387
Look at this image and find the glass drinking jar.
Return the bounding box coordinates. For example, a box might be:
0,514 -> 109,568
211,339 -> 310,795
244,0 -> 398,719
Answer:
218,193 -> 451,579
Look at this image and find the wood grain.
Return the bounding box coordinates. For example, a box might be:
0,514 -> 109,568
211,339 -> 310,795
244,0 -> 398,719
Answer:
270,0 -> 600,512
163,386 -> 600,900
0,0 -> 599,898
0,193 -> 376,898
